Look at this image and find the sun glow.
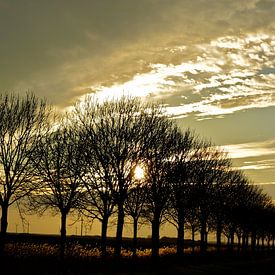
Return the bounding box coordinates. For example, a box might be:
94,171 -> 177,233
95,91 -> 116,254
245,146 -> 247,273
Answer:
134,165 -> 145,180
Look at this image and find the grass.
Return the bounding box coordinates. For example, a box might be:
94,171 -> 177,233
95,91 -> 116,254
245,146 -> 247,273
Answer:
3,233 -> 275,274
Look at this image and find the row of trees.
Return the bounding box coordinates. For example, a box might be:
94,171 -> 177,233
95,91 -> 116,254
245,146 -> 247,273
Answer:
0,93 -> 274,260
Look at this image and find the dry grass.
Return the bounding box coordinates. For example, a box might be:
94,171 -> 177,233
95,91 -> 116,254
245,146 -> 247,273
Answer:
5,242 -> 183,259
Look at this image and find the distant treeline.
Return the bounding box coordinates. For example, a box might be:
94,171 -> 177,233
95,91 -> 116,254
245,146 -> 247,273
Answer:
0,93 -> 274,260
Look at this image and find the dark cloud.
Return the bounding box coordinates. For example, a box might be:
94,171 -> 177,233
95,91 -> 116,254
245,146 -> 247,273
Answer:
0,0 -> 274,107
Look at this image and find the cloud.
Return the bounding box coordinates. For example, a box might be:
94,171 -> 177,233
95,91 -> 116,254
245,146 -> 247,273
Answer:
221,139 -> 275,159
1,0 -> 274,110
76,32 -> 275,120
239,164 -> 275,170
78,61 -> 221,104
256,182 -> 275,185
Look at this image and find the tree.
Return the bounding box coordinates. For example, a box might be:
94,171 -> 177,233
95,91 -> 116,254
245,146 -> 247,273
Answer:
75,96 -> 164,258
219,170 -> 249,250
166,130 -> 202,255
79,151 -> 117,258
232,183 -> 272,251
190,142 -> 231,253
185,205 -> 200,253
125,181 -> 147,258
28,119 -> 85,260
142,119 -> 182,258
0,93 -> 49,255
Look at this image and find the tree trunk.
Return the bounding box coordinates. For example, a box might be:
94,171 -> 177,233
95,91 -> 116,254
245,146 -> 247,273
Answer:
200,216 -> 207,253
132,218 -> 138,258
229,228 -> 235,251
261,236 -> 265,249
205,231 -> 208,249
101,215 -> 108,258
256,236 -> 260,250
177,216 -> 184,256
251,231 -> 256,251
151,216 -> 160,259
237,235 -> 241,252
242,231 -> 246,251
60,211 -> 67,261
245,234 -> 249,248
115,200 -> 124,258
0,203 -> 9,256
267,235 -> 271,250
192,226 -> 195,254
216,222 -> 222,252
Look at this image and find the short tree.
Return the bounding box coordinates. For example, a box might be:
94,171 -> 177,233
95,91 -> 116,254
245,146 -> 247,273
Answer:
190,142 -> 231,253
125,181 -> 148,257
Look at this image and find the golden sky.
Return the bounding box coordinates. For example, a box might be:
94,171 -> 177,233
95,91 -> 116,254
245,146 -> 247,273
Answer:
1,0 -> 275,235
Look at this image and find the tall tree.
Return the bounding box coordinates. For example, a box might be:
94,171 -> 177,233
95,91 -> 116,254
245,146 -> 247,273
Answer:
166,130 -> 201,255
79,150 -> 117,258
0,93 -> 49,255
75,96 -> 163,258
190,143 -> 231,253
28,119 -> 85,260
142,119 -> 182,258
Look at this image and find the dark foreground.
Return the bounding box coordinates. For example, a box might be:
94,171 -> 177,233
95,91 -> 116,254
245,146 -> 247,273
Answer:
3,234 -> 275,274
3,251 -> 275,275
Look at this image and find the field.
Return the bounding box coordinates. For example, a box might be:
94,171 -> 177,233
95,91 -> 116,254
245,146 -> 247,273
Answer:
3,233 -> 275,274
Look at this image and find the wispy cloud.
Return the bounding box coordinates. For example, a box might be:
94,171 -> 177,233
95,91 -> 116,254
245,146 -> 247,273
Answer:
239,164 -> 275,170
80,61 -> 221,103
222,139 -> 275,159
256,182 -> 275,186
82,33 -> 275,119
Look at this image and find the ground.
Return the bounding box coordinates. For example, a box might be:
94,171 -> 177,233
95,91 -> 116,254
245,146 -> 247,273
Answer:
2,234 -> 275,274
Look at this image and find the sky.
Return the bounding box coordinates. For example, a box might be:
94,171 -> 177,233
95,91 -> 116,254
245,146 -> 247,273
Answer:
1,0 -> 275,235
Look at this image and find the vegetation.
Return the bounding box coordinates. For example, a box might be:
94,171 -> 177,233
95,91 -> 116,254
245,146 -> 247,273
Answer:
1,93 -> 275,267
0,93 -> 49,255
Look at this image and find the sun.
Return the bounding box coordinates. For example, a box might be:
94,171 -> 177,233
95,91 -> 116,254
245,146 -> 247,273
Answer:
134,165 -> 145,180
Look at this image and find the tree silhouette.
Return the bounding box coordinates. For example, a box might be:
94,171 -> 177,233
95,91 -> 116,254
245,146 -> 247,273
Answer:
75,96 -> 165,258
165,129 -> 198,255
79,150 -> 117,258
0,94 -> 271,262
28,118 -> 85,260
142,120 -> 182,258
0,93 -> 49,256
125,182 -> 148,258
190,142 -> 231,253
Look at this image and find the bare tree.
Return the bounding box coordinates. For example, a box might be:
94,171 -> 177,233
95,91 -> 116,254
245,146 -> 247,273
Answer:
218,170 -> 249,250
231,183 -> 272,252
142,119 -> 182,258
79,152 -> 117,258
190,142 -> 231,253
166,130 -> 201,255
0,93 -> 49,255
28,118 -> 85,260
209,170 -> 234,252
185,206 -> 200,253
75,96 -> 164,258
125,181 -> 148,258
